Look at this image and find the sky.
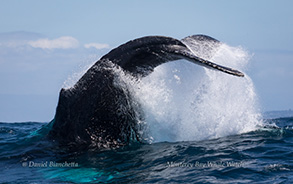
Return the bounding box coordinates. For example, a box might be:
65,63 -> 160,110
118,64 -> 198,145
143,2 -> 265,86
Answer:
0,0 -> 292,122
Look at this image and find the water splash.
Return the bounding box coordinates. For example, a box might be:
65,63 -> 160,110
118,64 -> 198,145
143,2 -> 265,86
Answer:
62,54 -> 100,89
129,43 -> 262,142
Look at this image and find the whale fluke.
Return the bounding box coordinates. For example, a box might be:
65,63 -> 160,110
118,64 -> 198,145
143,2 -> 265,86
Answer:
98,35 -> 244,77
48,35 -> 244,148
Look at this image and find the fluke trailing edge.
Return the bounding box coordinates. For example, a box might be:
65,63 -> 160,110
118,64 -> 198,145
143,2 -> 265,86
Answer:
48,35 -> 244,147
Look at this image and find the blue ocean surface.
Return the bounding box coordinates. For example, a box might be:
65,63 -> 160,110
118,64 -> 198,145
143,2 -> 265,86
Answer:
0,114 -> 293,183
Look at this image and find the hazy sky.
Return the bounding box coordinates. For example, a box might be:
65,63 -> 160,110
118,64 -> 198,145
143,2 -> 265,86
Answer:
0,0 -> 292,122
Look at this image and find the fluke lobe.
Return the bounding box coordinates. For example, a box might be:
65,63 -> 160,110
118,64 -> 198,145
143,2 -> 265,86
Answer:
48,35 -> 244,148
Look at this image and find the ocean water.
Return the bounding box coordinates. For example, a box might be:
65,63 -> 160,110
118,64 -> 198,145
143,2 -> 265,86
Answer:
1,42 -> 293,183
0,117 -> 293,183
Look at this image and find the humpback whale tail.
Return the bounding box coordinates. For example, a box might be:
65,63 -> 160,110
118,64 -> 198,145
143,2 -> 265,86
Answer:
48,35 -> 245,148
98,35 -> 244,78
